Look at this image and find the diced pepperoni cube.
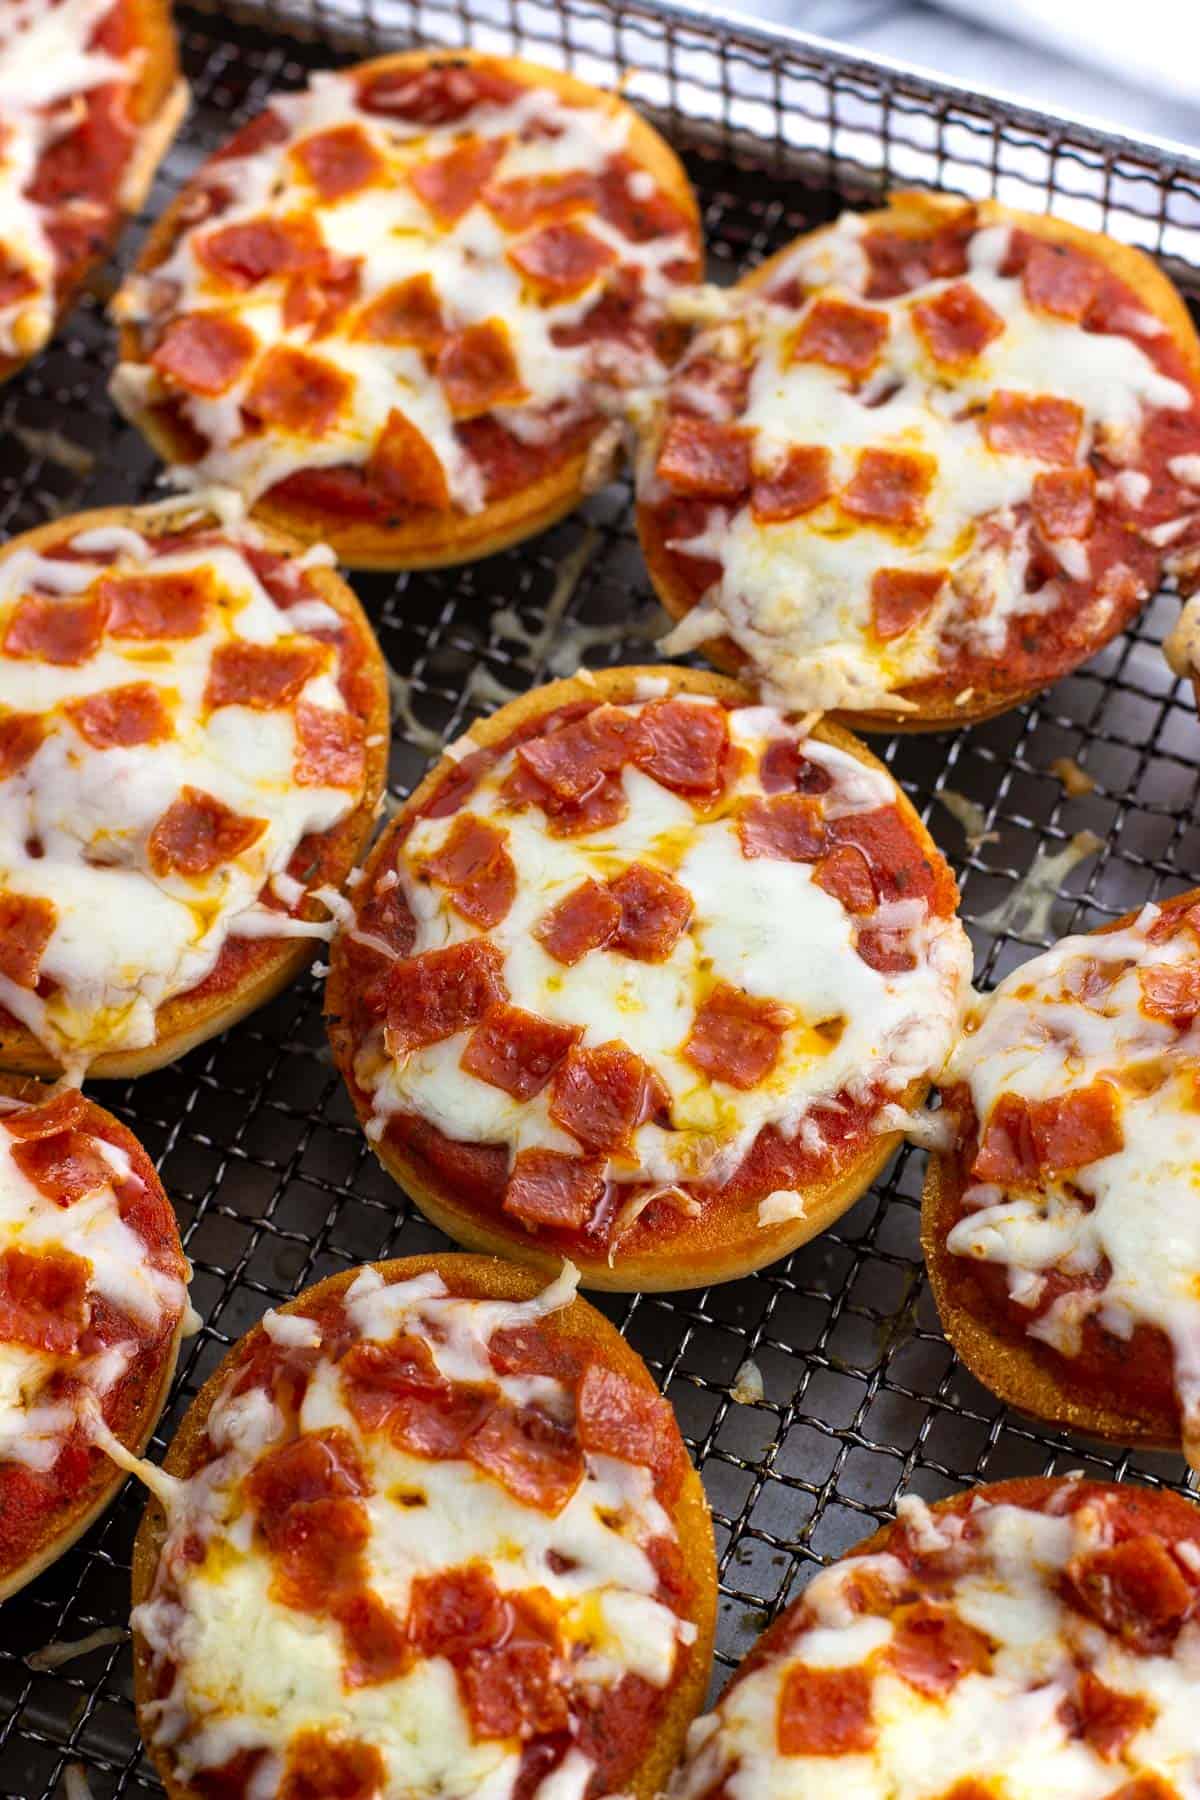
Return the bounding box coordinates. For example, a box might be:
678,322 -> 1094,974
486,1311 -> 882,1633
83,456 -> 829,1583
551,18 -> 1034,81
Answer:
870,567 -> 946,640
206,640 -> 325,710
576,1365 -> 686,1501
268,1493 -> 369,1612
338,1336 -> 442,1435
357,63 -> 523,125
198,215 -> 324,288
912,281 -> 1004,367
460,1003 -> 580,1099
1139,963 -> 1200,1023
409,1562 -> 506,1658
421,814 -> 516,929
533,879 -> 620,965
247,1429 -> 370,1530
684,984 -> 788,1090
295,702 -> 365,789
10,1127 -> 117,1204
338,1589 -> 410,1689
841,448 -> 935,530
737,793 -> 826,862
971,1092 -> 1038,1185
1032,468 -> 1096,542
815,844 -> 876,914
410,136 -> 507,225
1064,1537 -> 1195,1652
607,863 -> 692,961
508,222 -> 616,297
367,408 -> 451,510
632,697 -> 729,796
484,170 -> 596,230
1022,241 -> 1102,321
0,892 -> 55,989
503,1149 -> 607,1230
655,416 -> 753,500
460,1639 -> 568,1740
1031,1080 -> 1123,1173
438,321 -> 526,417
65,682 -> 171,748
887,1603 -> 991,1697
4,594 -> 102,665
0,710 -> 45,777
1070,1669 -> 1154,1761
759,739 -> 832,796
293,124 -> 384,201
752,445 -> 833,523
150,312 -> 258,395
355,274 -> 446,349
100,570 -> 209,639
788,296 -> 889,375
545,772 -> 628,838
0,1246 -> 89,1355
391,1383 -> 497,1462
382,941 -> 508,1054
549,1043 -> 659,1154
777,1663 -> 875,1756
147,787 -> 266,877
863,215 -> 973,299
466,1399 -> 584,1515
982,391 -> 1082,464
282,254 -> 362,338
515,706 -> 634,806
244,346 -> 350,435
278,1731 -> 384,1800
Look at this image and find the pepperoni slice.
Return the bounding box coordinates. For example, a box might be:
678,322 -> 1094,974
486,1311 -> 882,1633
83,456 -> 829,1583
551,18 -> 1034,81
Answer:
0,1245 -> 89,1355
0,1091 -> 86,1141
4,594 -> 102,665
508,223 -> 616,298
1032,467 -> 1096,542
460,1635 -> 568,1741
422,814 -> 516,929
1104,1778 -> 1183,1800
1022,241 -> 1102,322
632,697 -> 729,796
738,794 -> 826,862
295,702 -> 365,789
0,892 -> 55,989
777,1663 -> 875,1755
514,706 -> 634,806
438,321 -> 526,417
789,296 -> 890,375
150,312 -> 258,396
549,1043 -> 660,1154
10,1128 -> 114,1204
278,1732 -> 383,1800
546,772 -> 628,838
759,739 -> 832,797
576,1365 -> 685,1501
367,409 -> 451,511
533,879 -> 620,966
982,391 -> 1083,464
244,346 -> 350,435
338,1335 -> 442,1435
503,1148 -> 606,1229
870,567 -> 946,640
752,445 -> 834,523
293,124 -> 384,201
66,682 -> 172,748
607,863 -> 692,961
1139,963 -> 1200,1023
1071,1669 -> 1154,1761
283,254 -> 362,338
862,215 -> 973,299
0,710 -> 44,777
197,215 -> 323,288
100,570 -> 209,639
206,641 -> 325,710
409,137 -> 507,225
248,1429 -> 369,1532
655,417 -> 753,500
409,1562 -> 507,1658
685,984 -> 787,1089
338,1590 -> 410,1689
841,448 -> 935,530
484,170 -> 596,231
1064,1536 -> 1195,1652
147,787 -> 267,877
382,941 -> 508,1054
466,1400 -> 584,1515
355,275 -> 447,349
815,844 -> 876,914
887,1603 -> 991,1697
460,1003 -> 580,1099
973,1081 -> 1124,1183
912,281 -> 1003,367
357,63 -> 523,125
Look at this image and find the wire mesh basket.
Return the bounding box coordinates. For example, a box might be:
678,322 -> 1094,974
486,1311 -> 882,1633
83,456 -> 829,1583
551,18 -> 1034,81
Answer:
4,2 -> 1200,1794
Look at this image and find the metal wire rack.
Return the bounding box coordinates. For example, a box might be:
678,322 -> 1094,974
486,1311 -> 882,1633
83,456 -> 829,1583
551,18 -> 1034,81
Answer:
3,2 -> 1200,1794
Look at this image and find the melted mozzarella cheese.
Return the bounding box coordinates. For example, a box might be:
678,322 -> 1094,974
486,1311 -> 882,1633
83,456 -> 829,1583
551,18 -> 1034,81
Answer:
941,904 -> 1200,1464
359,705 -> 971,1191
655,215 -> 1191,714
134,1266 -> 692,1800
0,517 -> 363,1068
111,72 -> 693,508
671,1492 -> 1200,1800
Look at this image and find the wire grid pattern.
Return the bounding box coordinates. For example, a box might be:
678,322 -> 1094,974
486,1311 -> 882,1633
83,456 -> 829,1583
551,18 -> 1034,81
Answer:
2,4 -> 1200,1795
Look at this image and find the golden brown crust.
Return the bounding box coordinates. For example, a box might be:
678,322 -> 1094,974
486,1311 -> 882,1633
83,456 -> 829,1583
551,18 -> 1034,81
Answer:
131,1251 -> 717,1800
115,49 -> 702,571
325,663 -> 961,1291
921,887 -> 1200,1455
638,190 -> 1200,734
0,1072 -> 186,1601
0,500 -> 390,1081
